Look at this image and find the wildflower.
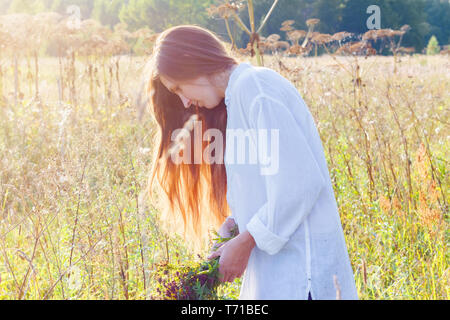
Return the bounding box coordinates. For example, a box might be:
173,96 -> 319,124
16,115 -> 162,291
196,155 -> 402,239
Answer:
152,226 -> 238,300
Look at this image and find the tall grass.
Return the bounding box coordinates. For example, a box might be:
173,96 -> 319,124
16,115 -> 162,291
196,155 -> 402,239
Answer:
0,51 -> 448,299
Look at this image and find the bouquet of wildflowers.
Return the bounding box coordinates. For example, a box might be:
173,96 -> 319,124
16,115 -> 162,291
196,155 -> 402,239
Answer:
152,224 -> 239,300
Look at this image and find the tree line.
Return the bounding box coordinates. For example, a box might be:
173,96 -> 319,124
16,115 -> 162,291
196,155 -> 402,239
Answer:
1,0 -> 448,54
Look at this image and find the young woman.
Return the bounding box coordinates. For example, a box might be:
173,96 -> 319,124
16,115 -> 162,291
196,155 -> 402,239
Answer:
145,25 -> 358,300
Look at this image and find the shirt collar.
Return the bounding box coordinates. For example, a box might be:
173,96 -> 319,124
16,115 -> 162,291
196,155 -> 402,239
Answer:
225,61 -> 253,106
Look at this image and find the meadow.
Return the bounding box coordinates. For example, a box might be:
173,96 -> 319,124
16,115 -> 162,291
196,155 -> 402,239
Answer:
0,51 -> 448,299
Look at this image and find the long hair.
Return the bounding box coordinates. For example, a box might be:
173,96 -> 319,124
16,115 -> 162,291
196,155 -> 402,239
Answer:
144,25 -> 239,252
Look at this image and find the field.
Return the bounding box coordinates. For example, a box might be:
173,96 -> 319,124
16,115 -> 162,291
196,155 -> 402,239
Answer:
0,53 -> 448,299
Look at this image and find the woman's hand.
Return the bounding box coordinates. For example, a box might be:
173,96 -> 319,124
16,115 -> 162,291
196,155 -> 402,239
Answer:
208,218 -> 239,255
207,230 -> 256,283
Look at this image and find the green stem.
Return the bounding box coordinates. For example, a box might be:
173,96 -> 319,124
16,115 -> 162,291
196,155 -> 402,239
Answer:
257,0 -> 280,34
302,25 -> 315,48
224,18 -> 235,50
231,11 -> 251,35
254,40 -> 263,66
247,0 -> 255,32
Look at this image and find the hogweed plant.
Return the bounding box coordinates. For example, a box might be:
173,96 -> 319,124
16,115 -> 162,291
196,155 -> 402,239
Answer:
207,0 -> 280,66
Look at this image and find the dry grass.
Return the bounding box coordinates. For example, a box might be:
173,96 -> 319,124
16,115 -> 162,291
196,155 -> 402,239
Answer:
0,53 -> 448,299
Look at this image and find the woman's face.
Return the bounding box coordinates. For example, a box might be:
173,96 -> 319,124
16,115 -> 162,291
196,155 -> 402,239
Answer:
159,74 -> 223,110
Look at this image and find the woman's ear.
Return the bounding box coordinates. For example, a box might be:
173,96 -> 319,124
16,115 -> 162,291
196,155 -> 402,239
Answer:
205,73 -> 218,87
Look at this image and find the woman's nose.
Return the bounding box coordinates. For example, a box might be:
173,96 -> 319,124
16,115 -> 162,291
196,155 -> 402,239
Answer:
179,94 -> 192,109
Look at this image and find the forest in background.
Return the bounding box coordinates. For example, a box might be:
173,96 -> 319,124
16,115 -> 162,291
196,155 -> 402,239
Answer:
0,0 -> 449,54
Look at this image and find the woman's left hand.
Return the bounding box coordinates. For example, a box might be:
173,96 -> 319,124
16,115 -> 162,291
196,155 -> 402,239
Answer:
207,230 -> 256,283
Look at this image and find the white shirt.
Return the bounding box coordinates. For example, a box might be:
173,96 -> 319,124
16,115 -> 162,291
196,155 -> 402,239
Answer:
224,61 -> 358,300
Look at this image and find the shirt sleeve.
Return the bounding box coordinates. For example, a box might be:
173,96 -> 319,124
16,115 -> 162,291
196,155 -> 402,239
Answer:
245,95 -> 326,255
